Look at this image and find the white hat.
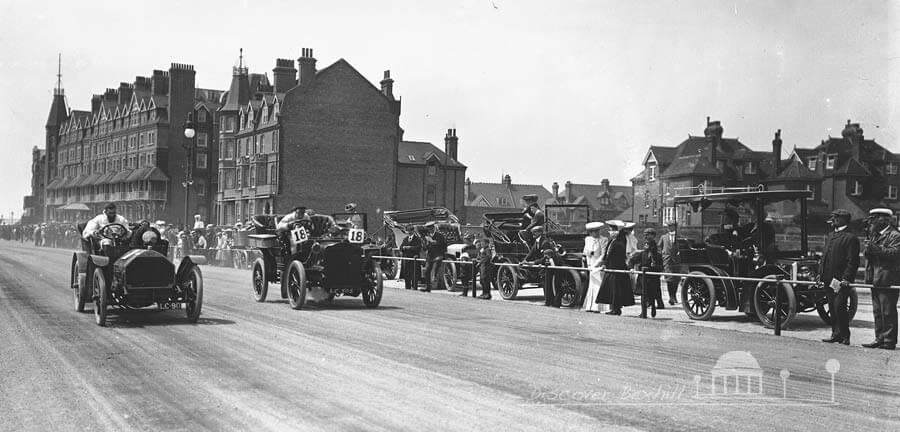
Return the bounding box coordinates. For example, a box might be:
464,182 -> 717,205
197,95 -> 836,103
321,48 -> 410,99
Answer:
585,221 -> 605,231
623,222 -> 636,229
870,208 -> 893,217
155,220 -> 165,226
605,220 -> 625,229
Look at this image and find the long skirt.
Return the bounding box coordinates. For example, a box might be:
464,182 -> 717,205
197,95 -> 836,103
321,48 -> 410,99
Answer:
596,271 -> 635,308
583,269 -> 608,312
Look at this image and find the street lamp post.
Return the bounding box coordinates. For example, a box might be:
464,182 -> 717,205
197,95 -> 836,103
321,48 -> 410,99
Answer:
182,112 -> 196,230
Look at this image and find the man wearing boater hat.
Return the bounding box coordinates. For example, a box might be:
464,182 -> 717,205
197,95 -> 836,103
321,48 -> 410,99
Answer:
862,208 -> 900,350
819,209 -> 860,345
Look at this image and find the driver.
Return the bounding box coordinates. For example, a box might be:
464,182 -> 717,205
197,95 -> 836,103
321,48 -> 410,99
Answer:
521,194 -> 545,232
276,206 -> 310,233
82,203 -> 130,242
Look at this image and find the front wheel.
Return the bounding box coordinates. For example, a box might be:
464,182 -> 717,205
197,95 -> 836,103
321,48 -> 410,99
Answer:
680,273 -> 716,320
816,288 -> 859,324
184,265 -> 204,323
363,266 -> 384,308
496,264 -> 519,300
443,262 -> 457,291
251,258 -> 268,302
93,268 -> 108,327
754,277 -> 797,329
381,257 -> 400,280
285,261 -> 307,310
71,255 -> 87,313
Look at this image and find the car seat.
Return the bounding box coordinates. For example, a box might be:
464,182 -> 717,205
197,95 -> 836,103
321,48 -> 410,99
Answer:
76,221 -> 92,253
309,215 -> 335,237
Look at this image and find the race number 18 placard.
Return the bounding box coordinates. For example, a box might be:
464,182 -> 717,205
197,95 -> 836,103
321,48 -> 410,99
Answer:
348,228 -> 365,244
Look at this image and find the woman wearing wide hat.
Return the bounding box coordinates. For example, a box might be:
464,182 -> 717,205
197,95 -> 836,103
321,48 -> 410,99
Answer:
595,220 -> 635,315
582,221 -> 609,313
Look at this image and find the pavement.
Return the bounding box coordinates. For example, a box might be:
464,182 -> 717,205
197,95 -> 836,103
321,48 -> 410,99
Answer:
1,240 -> 898,432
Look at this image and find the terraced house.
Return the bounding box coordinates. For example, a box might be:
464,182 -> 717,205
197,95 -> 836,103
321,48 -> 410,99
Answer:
42,62 -> 222,225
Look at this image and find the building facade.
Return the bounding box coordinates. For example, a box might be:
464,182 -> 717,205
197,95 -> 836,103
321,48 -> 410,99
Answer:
396,128 -> 467,216
22,146 -> 47,224
551,179 -> 632,222
215,49 -> 402,224
464,175 -> 554,224
41,63 -> 221,225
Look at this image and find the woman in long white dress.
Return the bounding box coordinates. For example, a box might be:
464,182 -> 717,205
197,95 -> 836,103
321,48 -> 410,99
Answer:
583,222 -> 609,313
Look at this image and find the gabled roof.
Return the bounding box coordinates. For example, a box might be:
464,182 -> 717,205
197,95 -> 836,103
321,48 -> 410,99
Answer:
466,181 -> 553,208
398,141 -> 465,168
660,154 -> 722,178
559,182 -> 632,210
644,146 -> 678,165
764,159 -> 822,183
673,135 -> 751,159
834,158 -> 872,177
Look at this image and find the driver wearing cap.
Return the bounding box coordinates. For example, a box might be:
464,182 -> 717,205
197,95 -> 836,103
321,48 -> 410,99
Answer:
82,203 -> 130,240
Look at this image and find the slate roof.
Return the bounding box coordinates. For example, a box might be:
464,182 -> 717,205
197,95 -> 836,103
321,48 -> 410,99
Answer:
660,154 -> 722,178
647,146 -> 678,165
834,158 -> 872,177
559,182 -> 632,211
398,141 -> 466,168
764,159 -> 822,182
466,182 -> 554,208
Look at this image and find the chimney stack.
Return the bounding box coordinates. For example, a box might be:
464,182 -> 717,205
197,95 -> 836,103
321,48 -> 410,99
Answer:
117,82 -> 133,106
380,70 -> 394,100
565,181 -> 573,203
502,174 -> 511,186
272,58 -> 297,93
601,178 -> 610,194
151,70 -> 168,95
772,129 -> 783,174
298,48 -> 317,86
90,95 -> 102,114
464,177 -> 471,200
552,182 -> 559,200
444,128 -> 458,160
704,117 -> 723,164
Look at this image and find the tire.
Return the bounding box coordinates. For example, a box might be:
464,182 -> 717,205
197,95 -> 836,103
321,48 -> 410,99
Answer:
183,265 -> 204,323
554,269 -> 583,308
285,261 -> 307,310
382,257 -> 399,281
496,264 -> 519,300
754,277 -> 797,329
443,262 -> 457,291
816,288 -> 859,324
71,255 -> 86,313
680,272 -> 717,320
93,268 -> 108,327
251,258 -> 268,302
363,265 -> 384,308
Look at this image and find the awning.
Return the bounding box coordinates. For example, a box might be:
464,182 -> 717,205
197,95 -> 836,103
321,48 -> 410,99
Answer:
126,167 -> 152,182
81,172 -> 103,186
94,172 -> 116,186
59,202 -> 91,211
69,174 -> 89,188
46,177 -> 62,190
146,167 -> 169,182
110,170 -> 134,183
56,177 -> 73,189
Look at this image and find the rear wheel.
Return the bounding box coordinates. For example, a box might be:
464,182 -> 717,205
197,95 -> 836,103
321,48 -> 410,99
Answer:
71,255 -> 87,312
363,265 -> 384,308
816,288 -> 859,324
754,277 -> 797,329
251,258 -> 268,302
184,265 -> 203,323
443,262 -> 457,291
554,269 -> 583,308
680,273 -> 716,320
286,261 -> 307,310
93,268 -> 108,327
496,264 -> 519,300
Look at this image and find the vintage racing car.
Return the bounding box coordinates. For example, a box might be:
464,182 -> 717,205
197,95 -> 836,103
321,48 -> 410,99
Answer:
249,208 -> 384,309
380,207 -> 465,289
70,221 -> 205,326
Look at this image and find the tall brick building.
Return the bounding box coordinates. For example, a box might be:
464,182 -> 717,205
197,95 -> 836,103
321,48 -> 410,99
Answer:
215,49 -> 402,224
22,146 -> 47,224
396,128 -> 466,216
42,63 -> 222,225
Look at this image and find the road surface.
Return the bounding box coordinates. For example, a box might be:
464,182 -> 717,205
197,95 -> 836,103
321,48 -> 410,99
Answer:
1,241 -> 898,431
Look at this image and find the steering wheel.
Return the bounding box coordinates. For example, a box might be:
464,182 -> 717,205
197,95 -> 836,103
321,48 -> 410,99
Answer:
99,223 -> 128,240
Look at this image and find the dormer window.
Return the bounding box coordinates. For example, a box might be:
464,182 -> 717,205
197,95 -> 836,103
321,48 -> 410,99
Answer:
198,109 -> 207,123
427,164 -> 437,176
262,107 -> 269,123
807,157 -> 817,171
826,154 -> 837,170
743,162 -> 757,175
648,164 -> 657,181
852,180 -> 863,196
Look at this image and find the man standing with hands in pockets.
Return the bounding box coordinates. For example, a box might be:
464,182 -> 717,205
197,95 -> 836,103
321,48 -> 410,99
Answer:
862,208 -> 900,350
819,209 -> 859,345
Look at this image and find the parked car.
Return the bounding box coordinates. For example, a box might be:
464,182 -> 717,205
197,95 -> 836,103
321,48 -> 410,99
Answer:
481,204 -> 590,307
381,207 -> 464,289
248,208 -> 384,309
70,221 -> 205,327
672,186 -> 854,328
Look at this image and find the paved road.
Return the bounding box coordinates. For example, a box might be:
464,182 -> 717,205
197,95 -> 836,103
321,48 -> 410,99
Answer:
1,241 -> 898,432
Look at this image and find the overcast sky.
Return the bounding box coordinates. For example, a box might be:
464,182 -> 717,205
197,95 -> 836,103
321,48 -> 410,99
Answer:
0,0 -> 897,221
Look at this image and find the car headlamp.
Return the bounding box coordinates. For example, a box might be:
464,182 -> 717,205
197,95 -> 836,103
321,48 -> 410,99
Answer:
142,231 -> 159,244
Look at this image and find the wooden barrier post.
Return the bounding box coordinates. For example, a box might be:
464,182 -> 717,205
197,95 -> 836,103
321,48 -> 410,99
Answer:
641,266 -> 648,318
411,257 -> 419,290
774,275 -> 783,336
470,260 -> 477,295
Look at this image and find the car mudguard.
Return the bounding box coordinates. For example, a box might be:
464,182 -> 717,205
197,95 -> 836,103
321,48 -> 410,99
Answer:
686,264 -> 738,309
74,251 -> 90,273
176,256 -> 206,284
89,255 -> 110,268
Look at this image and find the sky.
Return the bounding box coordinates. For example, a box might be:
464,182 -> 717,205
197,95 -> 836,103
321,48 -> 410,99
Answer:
0,0 -> 897,222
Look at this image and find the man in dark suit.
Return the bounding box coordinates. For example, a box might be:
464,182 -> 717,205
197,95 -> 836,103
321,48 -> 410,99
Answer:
422,221 -> 447,292
399,226 -> 422,290
520,225 -> 560,307
658,219 -> 681,306
819,209 -> 860,345
521,194 -> 545,232
862,208 -> 900,350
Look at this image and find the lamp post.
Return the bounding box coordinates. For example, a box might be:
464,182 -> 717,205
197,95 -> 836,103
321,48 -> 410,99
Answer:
182,112 -> 196,230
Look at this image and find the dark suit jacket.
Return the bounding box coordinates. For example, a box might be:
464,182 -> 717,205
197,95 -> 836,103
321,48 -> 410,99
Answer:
424,231 -> 447,260
524,237 -> 556,263
399,234 -> 421,257
819,229 -> 860,286
864,228 -> 900,288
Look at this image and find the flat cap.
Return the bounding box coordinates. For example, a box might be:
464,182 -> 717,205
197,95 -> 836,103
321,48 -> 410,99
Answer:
585,221 -> 605,231
831,209 -> 851,218
521,194 -> 538,202
869,208 -> 893,217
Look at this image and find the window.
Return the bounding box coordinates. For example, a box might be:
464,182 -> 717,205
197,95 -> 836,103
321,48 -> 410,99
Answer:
273,130 -> 279,152
427,164 -> 436,176
196,180 -> 205,196
887,162 -> 898,175
197,133 -> 208,148
224,139 -> 235,159
648,164 -> 657,181
198,109 -> 207,123
889,185 -> 898,200
498,196 -> 508,206
806,184 -> 815,200
651,200 -> 657,216
226,116 -> 235,132
664,206 -> 675,223
826,154 -> 837,170
807,157 -> 817,171
270,165 -> 277,185
852,180 -> 862,196
140,133 -> 146,146
426,184 -> 436,206
259,134 -> 266,153
249,166 -> 255,187
743,162 -> 757,175
196,153 -> 207,169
